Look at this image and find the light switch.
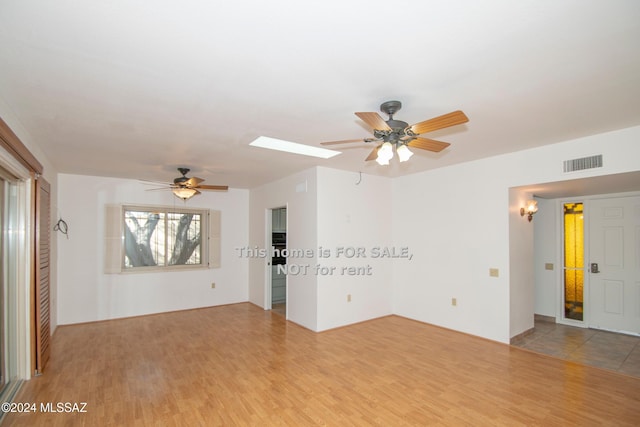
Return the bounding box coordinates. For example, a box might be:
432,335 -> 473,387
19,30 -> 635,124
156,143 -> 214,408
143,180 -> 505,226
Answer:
545,263 -> 554,271
489,268 -> 499,277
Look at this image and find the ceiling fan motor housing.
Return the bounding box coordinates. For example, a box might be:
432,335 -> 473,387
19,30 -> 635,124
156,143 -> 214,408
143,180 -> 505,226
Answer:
174,177 -> 188,185
386,119 -> 409,130
174,167 -> 191,185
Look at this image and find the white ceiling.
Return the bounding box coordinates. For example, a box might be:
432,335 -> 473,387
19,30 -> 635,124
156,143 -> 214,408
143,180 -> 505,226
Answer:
1,1 -> 639,189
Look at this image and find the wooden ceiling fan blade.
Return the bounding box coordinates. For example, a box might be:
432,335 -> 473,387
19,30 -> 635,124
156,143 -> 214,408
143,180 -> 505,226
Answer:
409,110 -> 468,135
365,145 -> 380,161
321,137 -> 378,146
185,177 -> 204,187
197,184 -> 229,191
408,137 -> 451,152
140,179 -> 171,185
355,112 -> 392,131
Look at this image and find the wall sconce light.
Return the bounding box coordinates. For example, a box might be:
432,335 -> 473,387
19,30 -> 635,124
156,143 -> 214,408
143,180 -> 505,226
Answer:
520,200 -> 538,222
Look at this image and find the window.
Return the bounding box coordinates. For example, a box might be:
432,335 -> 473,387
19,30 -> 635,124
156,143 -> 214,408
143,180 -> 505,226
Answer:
563,202 -> 584,321
105,205 -> 220,273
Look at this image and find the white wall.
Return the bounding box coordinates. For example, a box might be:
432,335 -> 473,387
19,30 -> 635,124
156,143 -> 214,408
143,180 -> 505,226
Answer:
392,158 -> 512,342
316,167 -> 393,331
248,166 -> 394,332
533,197 -> 558,317
248,168 -> 319,331
56,174 -> 249,324
392,125 -> 640,343
508,188 -> 535,337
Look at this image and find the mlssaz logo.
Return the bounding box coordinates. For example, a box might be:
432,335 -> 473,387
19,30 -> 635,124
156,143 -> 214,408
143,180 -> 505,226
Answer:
40,402 -> 88,413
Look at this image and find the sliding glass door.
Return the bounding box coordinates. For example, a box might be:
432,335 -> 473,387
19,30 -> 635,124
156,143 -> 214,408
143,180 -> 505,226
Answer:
0,175 -> 5,390
0,170 -> 20,400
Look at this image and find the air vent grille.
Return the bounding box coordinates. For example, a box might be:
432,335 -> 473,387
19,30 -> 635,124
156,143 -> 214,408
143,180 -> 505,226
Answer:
563,155 -> 603,173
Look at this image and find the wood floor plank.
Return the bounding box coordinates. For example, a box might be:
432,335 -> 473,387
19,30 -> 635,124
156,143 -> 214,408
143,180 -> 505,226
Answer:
3,303 -> 639,426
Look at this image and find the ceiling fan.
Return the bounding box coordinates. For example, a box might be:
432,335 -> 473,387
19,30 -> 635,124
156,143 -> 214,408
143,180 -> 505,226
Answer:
321,101 -> 469,165
147,168 -> 228,200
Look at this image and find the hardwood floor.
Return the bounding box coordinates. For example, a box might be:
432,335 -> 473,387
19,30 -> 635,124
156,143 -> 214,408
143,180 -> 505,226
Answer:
3,303 -> 639,426
271,303 -> 286,317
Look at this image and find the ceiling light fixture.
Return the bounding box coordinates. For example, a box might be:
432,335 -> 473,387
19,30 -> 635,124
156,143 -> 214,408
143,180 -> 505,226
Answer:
250,136 -> 341,159
376,142 -> 414,165
375,142 -> 394,165
173,187 -> 197,201
396,144 -> 414,162
520,200 -> 538,222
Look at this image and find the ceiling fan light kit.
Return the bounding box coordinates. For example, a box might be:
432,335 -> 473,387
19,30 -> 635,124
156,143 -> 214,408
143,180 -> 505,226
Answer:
396,144 -> 414,162
321,100 -> 469,165
375,142 -> 414,165
173,187 -> 198,201
376,142 -> 394,165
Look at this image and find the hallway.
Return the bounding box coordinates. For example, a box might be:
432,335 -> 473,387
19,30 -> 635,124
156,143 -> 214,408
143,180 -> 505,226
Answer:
511,318 -> 640,378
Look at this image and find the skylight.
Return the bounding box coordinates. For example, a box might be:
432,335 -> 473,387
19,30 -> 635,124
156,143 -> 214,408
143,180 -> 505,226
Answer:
249,136 -> 341,159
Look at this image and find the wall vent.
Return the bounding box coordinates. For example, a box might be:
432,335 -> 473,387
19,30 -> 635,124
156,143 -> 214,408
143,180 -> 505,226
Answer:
563,155 -> 603,173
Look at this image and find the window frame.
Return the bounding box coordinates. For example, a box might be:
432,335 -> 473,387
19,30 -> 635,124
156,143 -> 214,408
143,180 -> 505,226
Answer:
120,204 -> 210,273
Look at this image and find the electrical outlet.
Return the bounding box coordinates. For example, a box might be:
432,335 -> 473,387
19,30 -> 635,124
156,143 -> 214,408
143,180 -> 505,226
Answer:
489,268 -> 499,277
451,298 -> 457,306
211,282 -> 216,289
347,294 -> 352,302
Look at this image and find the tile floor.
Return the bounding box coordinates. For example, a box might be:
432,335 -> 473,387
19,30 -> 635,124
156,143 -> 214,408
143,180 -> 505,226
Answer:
511,319 -> 640,378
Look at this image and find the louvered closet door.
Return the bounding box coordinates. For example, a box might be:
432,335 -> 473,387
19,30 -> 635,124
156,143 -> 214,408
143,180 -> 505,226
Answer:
35,177 -> 51,374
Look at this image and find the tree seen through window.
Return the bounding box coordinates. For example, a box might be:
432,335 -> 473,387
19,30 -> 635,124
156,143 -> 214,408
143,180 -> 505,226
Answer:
124,208 -> 202,268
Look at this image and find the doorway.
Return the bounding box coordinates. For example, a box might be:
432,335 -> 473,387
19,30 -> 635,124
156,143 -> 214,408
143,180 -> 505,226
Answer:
559,195 -> 640,335
588,195 -> 640,335
270,207 -> 287,317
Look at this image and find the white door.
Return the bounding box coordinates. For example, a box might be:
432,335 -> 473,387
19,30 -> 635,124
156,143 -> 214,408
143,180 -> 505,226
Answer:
588,195 -> 640,334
